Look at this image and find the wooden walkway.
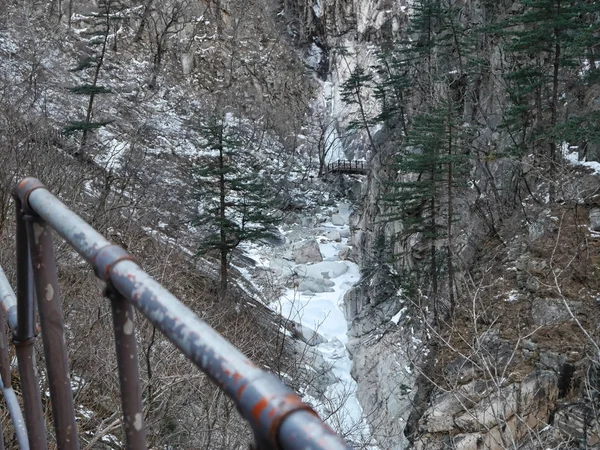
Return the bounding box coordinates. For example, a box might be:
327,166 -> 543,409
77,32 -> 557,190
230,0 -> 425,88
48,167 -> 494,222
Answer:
326,160 -> 368,175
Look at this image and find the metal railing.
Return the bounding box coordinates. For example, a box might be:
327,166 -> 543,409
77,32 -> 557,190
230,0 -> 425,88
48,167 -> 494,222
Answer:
326,160 -> 367,174
0,177 -> 351,450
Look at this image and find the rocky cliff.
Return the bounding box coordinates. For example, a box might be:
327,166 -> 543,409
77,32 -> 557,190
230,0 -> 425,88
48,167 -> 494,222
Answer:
303,0 -> 600,448
1,0 -> 600,448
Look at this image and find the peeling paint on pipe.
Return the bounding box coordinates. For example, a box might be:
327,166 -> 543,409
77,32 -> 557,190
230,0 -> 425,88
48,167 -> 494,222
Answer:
16,178 -> 351,450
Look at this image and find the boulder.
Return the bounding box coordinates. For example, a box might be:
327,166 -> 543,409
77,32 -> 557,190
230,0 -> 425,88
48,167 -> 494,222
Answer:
324,230 -> 342,242
297,277 -> 335,293
289,322 -> 328,346
531,297 -> 574,325
294,261 -> 349,280
331,214 -> 346,226
292,240 -> 323,264
338,246 -> 351,260
590,208 -> 600,231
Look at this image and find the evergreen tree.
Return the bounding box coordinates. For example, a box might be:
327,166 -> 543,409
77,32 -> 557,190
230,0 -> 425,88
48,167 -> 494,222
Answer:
340,65 -> 378,153
63,1 -> 114,157
384,99 -> 468,321
193,114 -> 281,292
501,0 -> 600,172
337,0 -> 478,321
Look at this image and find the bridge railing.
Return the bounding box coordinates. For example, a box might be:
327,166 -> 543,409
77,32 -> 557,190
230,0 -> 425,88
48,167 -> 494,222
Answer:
0,177 -> 351,450
326,160 -> 367,173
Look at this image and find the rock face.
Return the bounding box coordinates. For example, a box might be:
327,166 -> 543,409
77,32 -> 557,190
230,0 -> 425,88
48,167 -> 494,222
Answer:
416,371 -> 559,450
343,266 -> 421,450
294,0 -> 600,448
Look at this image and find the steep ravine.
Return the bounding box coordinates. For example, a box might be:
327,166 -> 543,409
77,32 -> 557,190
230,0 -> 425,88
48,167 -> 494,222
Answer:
303,1 -> 600,449
238,200 -> 375,446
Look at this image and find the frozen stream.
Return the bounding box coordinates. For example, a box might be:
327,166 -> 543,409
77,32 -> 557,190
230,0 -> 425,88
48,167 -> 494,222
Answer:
239,204 -> 372,445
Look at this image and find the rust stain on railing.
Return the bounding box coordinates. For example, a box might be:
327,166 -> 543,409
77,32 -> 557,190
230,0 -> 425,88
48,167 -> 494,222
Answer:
0,177 -> 352,450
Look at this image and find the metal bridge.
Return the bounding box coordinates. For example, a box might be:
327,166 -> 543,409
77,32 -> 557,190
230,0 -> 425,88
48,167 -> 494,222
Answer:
325,160 -> 368,175
0,178 -> 351,450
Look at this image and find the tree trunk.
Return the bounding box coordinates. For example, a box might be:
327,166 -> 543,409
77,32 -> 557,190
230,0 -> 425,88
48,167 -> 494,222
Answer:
81,4 -> 110,156
218,128 -> 228,292
549,0 -> 561,202
446,106 -> 455,318
134,0 -> 154,42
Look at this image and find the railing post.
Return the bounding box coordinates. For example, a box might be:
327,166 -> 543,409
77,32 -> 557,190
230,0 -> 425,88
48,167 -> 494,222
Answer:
105,283 -> 147,450
23,205 -> 79,450
0,306 -> 29,450
16,178 -> 352,450
14,197 -> 48,450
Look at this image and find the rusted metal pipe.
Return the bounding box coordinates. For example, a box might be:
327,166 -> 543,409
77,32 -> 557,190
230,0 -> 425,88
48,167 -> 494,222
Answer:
0,297 -> 29,449
16,178 -> 351,450
14,198 -> 48,450
0,377 -> 29,450
25,215 -> 79,450
105,283 -> 147,450
0,305 -> 12,391
0,267 -> 18,334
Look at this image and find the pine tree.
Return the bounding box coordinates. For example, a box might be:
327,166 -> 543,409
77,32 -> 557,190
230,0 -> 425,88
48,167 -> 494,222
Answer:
340,65 -> 378,153
63,1 -> 114,157
384,99 -> 468,321
193,114 -> 281,292
501,0 -> 600,173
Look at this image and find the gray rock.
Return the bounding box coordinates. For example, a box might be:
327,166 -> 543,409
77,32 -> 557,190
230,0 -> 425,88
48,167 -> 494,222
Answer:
292,240 -> 323,264
556,403 -> 600,446
324,230 -> 341,242
297,277 -> 335,293
331,214 -> 346,226
590,208 -> 600,231
339,227 -> 350,238
539,351 -> 567,372
289,322 -> 327,346
338,246 -> 351,260
531,298 -> 574,325
294,261 -> 349,279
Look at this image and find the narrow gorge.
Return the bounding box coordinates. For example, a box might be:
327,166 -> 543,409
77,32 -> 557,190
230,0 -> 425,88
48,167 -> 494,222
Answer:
0,0 -> 599,448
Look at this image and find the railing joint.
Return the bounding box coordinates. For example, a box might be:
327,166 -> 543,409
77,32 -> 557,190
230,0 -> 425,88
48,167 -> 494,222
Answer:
0,176 -> 352,450
13,178 -> 46,217
92,244 -> 137,282
12,336 -> 37,348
